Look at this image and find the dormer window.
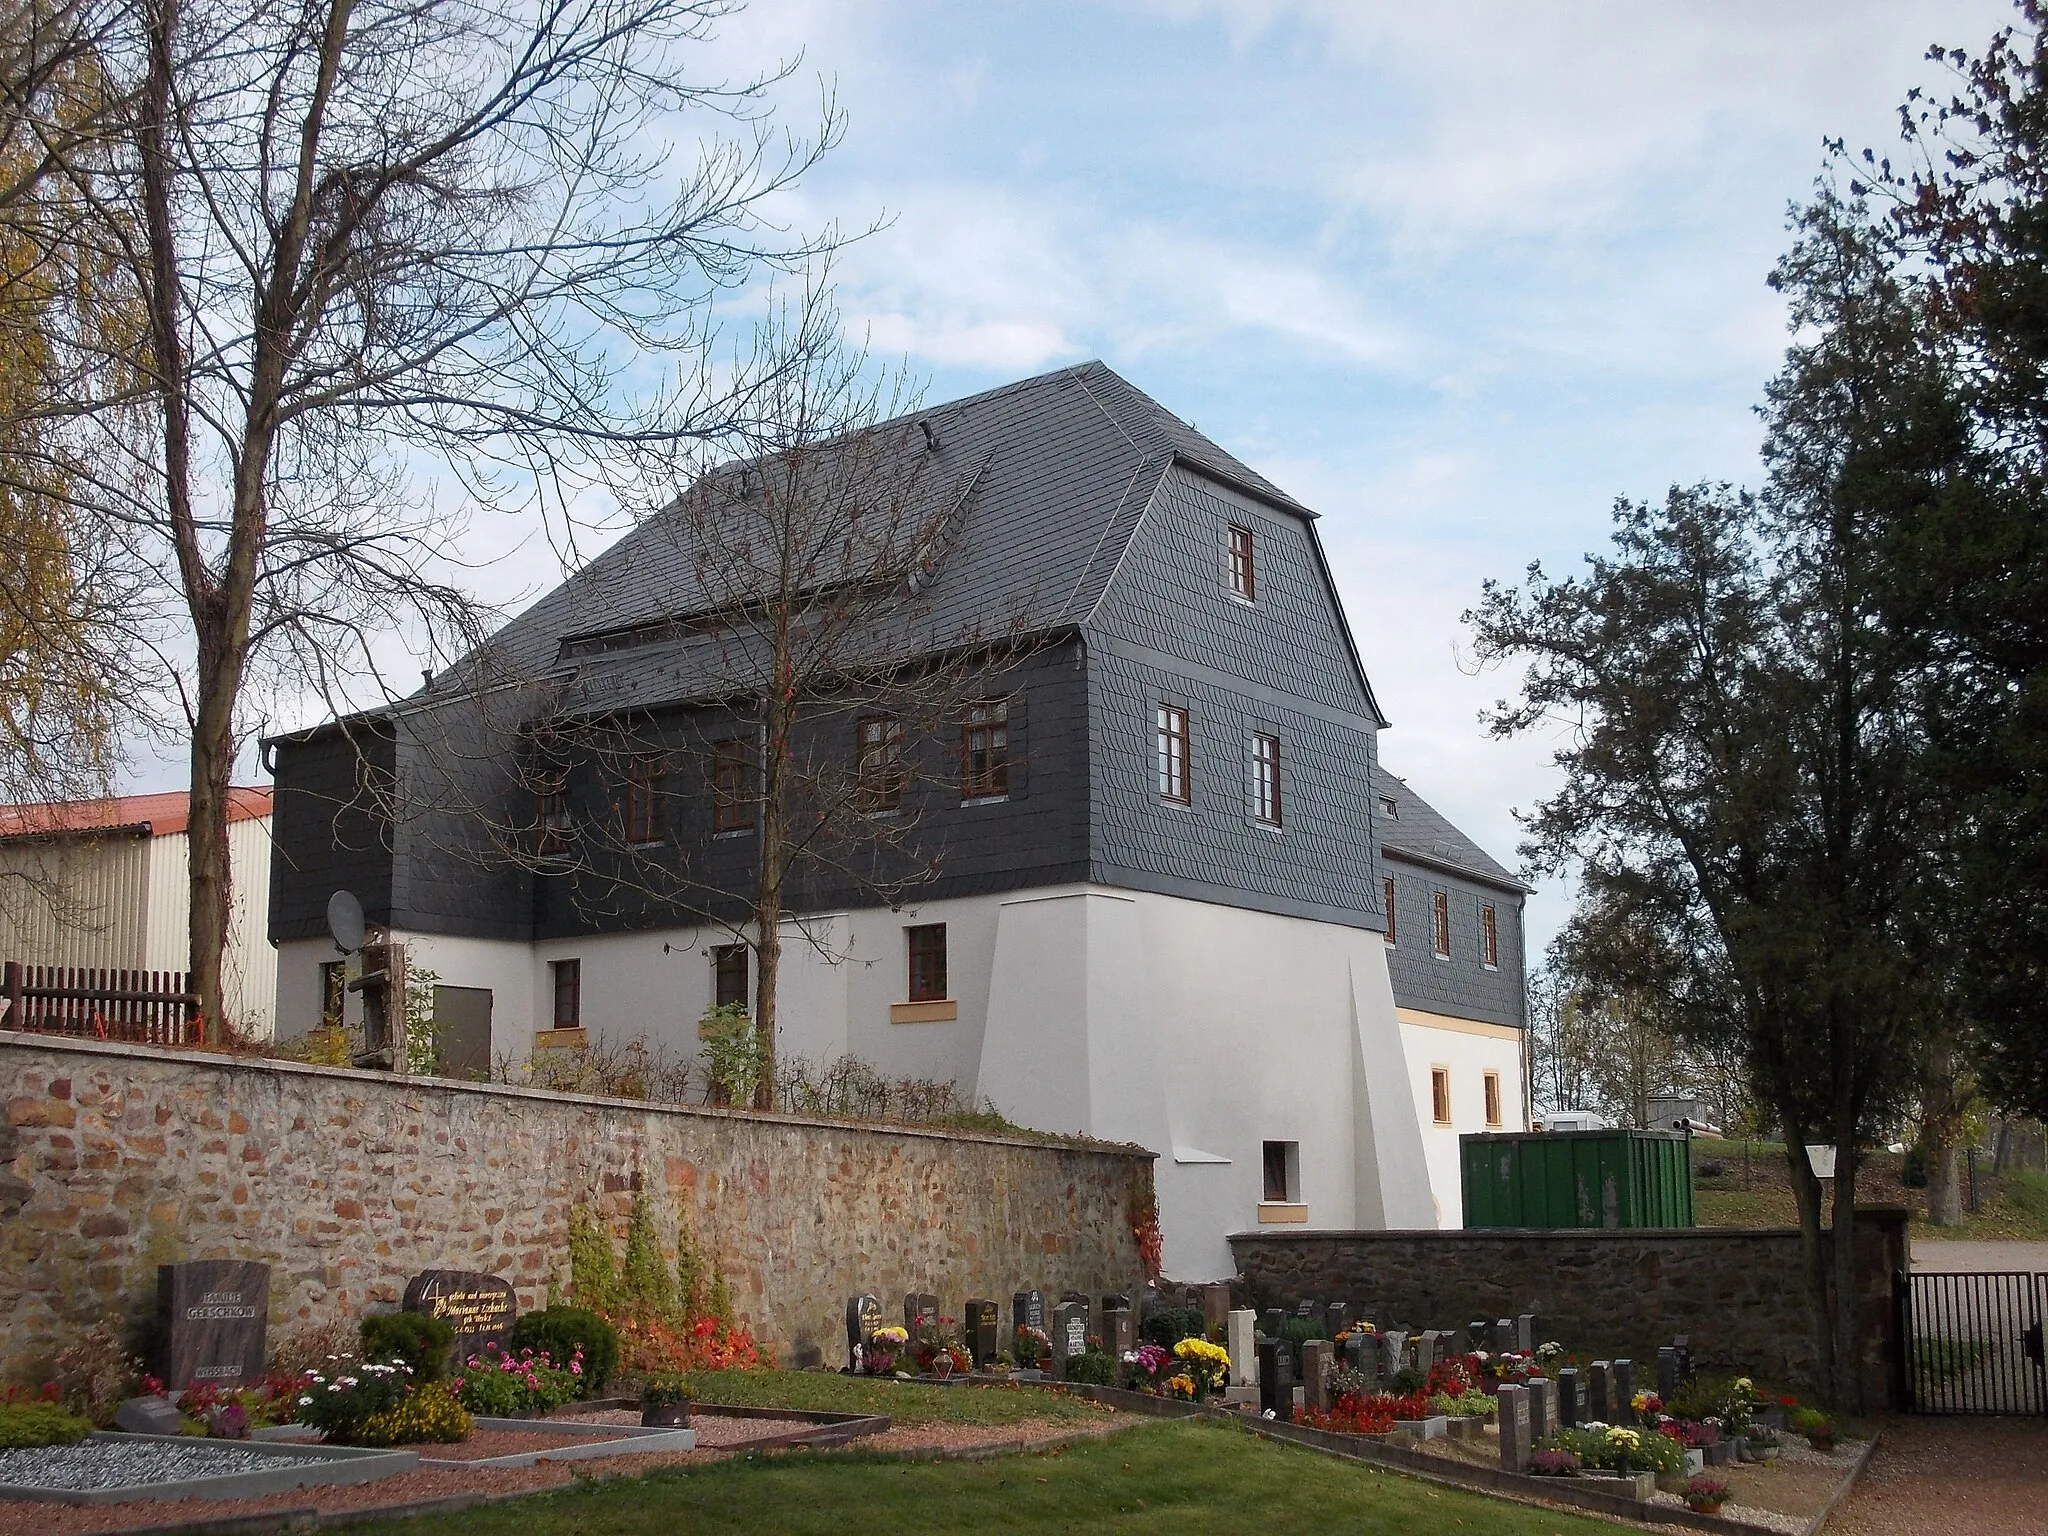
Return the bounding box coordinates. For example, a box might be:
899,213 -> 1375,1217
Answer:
1228,525 -> 1256,601
1378,795 -> 1398,819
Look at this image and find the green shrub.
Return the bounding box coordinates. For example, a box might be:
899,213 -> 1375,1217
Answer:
1664,1371 -> 1749,1425
1276,1316 -> 1325,1372
298,1361 -> 415,1443
454,1346 -> 581,1417
359,1312 -> 454,1382
1138,1307 -> 1205,1348
0,1403 -> 92,1448
509,1306 -> 618,1394
1063,1348 -> 1115,1386
1901,1145 -> 1928,1188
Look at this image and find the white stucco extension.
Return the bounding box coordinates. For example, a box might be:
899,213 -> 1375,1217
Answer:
278,883 -> 1526,1273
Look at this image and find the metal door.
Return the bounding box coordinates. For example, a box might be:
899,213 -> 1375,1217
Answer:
1897,1270 -> 2046,1414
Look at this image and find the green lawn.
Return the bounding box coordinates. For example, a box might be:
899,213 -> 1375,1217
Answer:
674,1369 -> 1116,1426
343,1418 -> 1617,1536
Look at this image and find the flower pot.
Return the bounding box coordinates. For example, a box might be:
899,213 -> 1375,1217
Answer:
641,1402 -> 691,1428
1687,1500 -> 1726,1516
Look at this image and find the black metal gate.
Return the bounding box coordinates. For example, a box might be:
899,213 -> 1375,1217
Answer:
1896,1270 -> 2047,1414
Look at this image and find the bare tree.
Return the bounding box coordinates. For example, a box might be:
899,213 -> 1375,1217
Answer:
29,0 -> 846,1034
509,313 -> 1036,1106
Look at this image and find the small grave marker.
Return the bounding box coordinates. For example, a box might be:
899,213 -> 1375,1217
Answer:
1105,1307 -> 1135,1357
1515,1313 -> 1536,1353
845,1294 -> 881,1372
1325,1301 -> 1351,1338
1295,1297 -> 1320,1319
1301,1339 -> 1333,1413
1255,1335 -> 1294,1416
1612,1359 -> 1636,1423
1013,1289 -> 1045,1335
1588,1361 -> 1612,1423
1201,1284 -> 1232,1333
1051,1301 -> 1088,1380
1557,1367 -> 1583,1427
1493,1318 -> 1516,1353
1498,1383 -> 1532,1473
964,1298 -> 1000,1367
157,1260 -> 269,1389
1657,1346 -> 1680,1401
903,1292 -> 939,1335
1528,1374 -> 1556,1443
1261,1306 -> 1285,1340
402,1269 -> 515,1365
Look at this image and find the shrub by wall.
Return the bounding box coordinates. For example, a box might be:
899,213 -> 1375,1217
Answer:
0,1033 -> 1151,1380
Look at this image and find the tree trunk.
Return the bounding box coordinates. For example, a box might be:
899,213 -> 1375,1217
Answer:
1781,1098 -> 1836,1405
1830,1100 -> 1864,1411
1926,1144 -> 1965,1226
751,896 -> 779,1112
186,672 -> 236,1041
752,700 -> 782,1112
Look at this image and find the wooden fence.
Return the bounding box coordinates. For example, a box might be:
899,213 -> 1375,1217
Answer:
1,961 -> 199,1044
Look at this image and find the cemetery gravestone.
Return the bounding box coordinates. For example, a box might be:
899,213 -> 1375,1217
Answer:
1106,1307 -> 1135,1357
1255,1336 -> 1294,1417
1588,1361 -> 1612,1423
1419,1330 -> 1446,1371
1493,1318 -> 1517,1354
1325,1302 -> 1350,1339
1098,1293 -> 1130,1340
1468,1320 -> 1489,1354
1612,1359 -> 1636,1423
1061,1291 -> 1091,1310
965,1298 -> 1000,1368
1381,1330 -> 1409,1380
846,1294 -> 881,1372
904,1292 -> 940,1335
1013,1289 -> 1046,1335
113,1396 -> 185,1436
1528,1375 -> 1555,1444
1557,1367 -> 1583,1427
1296,1297 -> 1320,1320
402,1269 -> 516,1364
1673,1334 -> 1694,1383
1227,1309 -> 1257,1386
1498,1383 -> 1532,1473
1301,1339 -> 1333,1413
157,1260 -> 269,1389
1262,1307 -> 1286,1341
1516,1314 -> 1536,1353
1202,1284 -> 1232,1334
1657,1346 -> 1680,1401
1051,1302 -> 1088,1380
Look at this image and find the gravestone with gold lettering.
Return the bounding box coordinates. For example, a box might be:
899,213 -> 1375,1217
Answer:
157,1260 -> 269,1389
402,1269 -> 517,1365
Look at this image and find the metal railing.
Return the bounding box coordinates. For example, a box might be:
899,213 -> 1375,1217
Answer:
1898,1269 -> 2047,1415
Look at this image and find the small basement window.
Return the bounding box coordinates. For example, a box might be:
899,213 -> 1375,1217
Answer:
1261,1140 -> 1299,1203
1431,1066 -> 1452,1126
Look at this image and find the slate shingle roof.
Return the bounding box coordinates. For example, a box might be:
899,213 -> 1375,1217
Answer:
1373,767 -> 1530,894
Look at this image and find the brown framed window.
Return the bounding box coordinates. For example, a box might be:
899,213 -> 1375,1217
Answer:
1228,524 -> 1256,601
535,771 -> 571,852
1481,903 -> 1499,969
1252,732 -> 1282,827
856,715 -> 906,812
1261,1140 -> 1296,1203
1383,876 -> 1397,946
319,961 -> 346,1028
906,923 -> 947,1002
712,738 -> 756,832
961,700 -> 1009,800
1431,1066 -> 1452,1126
1484,1071 -> 1503,1128
712,944 -> 748,1010
1432,891 -> 1451,959
1156,704 -> 1190,803
551,959 -> 581,1030
624,755 -> 664,844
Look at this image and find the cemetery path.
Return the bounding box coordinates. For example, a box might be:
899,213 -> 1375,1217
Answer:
1830,1417 -> 2048,1536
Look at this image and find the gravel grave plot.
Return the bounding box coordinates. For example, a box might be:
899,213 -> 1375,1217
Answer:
0,1412 -> 1122,1535
1831,1417 -> 2048,1536
414,1430 -> 606,1462
0,1444 -> 327,1494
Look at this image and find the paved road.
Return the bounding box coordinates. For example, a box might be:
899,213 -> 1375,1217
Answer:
1911,1240 -> 2048,1273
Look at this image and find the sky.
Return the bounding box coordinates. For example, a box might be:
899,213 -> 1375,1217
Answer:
124,0 -> 2018,964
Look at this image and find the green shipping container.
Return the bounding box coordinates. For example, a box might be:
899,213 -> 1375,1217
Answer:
1459,1130 -> 1696,1229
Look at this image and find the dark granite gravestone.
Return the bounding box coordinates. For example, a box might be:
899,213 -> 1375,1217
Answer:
157,1260 -> 269,1389
1588,1361 -> 1612,1423
1295,1297 -> 1320,1319
1418,1329 -> 1446,1371
845,1294 -> 881,1371
1255,1335 -> 1294,1416
1201,1284 -> 1232,1334
1013,1289 -> 1045,1335
904,1293 -> 940,1335
1498,1383 -> 1532,1472
964,1298 -> 1000,1368
1301,1338 -> 1333,1413
1493,1318 -> 1517,1353
1105,1307 -> 1135,1357
113,1396 -> 184,1435
1673,1333 -> 1694,1383
1325,1302 -> 1351,1338
1050,1302 -> 1088,1380
1528,1374 -> 1555,1444
1557,1366 -> 1583,1426
1515,1314 -> 1536,1353
402,1269 -> 516,1364
1469,1319 -> 1490,1352
1612,1359 -> 1636,1423
1657,1346 -> 1680,1401
1261,1306 -> 1285,1341
1061,1291 -> 1090,1310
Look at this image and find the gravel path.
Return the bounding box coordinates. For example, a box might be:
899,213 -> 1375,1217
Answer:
1831,1418 -> 2048,1536
1909,1240 -> 2048,1272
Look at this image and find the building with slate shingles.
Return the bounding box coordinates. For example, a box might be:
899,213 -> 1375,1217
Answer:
265,361 -> 1528,1275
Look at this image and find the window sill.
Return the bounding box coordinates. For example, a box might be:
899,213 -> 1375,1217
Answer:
534,1027 -> 587,1051
961,794 -> 1009,808
891,999 -> 958,1024
1432,1119 -> 1454,1129
628,840 -> 664,851
712,827 -> 755,840
1256,1202 -> 1308,1225
1482,962 -> 1498,972
1228,593 -> 1256,608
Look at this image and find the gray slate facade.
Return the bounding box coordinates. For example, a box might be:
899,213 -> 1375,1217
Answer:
268,361 -> 1525,1029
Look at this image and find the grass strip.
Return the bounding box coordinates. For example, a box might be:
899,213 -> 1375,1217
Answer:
339,1417 -> 1621,1536
677,1368 -> 1115,1426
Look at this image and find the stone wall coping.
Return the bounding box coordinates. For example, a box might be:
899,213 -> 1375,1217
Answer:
0,1030 -> 1154,1161
1229,1213 -> 1908,1242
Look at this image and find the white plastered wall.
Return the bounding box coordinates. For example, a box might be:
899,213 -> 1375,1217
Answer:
1398,1007 -> 1529,1228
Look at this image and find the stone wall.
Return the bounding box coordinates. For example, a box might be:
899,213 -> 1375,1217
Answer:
0,1033 -> 1152,1380
1230,1213 -> 1909,1408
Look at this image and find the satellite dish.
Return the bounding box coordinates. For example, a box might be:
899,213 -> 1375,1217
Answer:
326,890 -> 366,955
